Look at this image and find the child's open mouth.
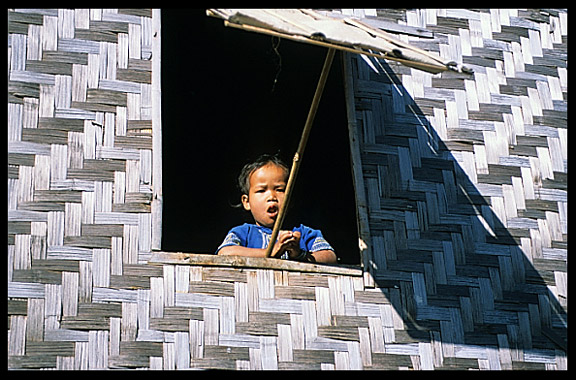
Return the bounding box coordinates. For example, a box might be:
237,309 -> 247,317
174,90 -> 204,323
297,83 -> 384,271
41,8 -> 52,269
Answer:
267,205 -> 279,218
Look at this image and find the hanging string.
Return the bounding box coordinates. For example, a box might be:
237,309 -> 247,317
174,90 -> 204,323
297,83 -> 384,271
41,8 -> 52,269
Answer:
270,36 -> 282,93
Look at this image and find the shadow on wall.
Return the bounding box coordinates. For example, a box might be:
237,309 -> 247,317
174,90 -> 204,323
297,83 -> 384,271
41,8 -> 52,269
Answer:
352,56 -> 567,359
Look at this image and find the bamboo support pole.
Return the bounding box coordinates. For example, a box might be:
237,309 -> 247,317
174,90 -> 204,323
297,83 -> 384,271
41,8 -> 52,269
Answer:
265,47 -> 336,258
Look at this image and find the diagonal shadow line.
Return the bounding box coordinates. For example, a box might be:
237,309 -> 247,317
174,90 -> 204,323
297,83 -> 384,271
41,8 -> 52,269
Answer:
352,56 -> 567,357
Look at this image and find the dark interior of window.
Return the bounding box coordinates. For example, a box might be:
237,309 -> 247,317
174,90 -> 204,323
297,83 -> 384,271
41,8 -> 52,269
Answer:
161,9 -> 360,265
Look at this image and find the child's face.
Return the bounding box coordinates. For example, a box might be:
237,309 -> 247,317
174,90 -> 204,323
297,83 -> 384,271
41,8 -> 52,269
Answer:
241,163 -> 288,228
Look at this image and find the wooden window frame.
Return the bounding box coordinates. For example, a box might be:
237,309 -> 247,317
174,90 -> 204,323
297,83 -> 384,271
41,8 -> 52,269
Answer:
150,10 -> 368,279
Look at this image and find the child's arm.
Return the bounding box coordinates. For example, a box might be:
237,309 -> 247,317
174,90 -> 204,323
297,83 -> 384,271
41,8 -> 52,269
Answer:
283,231 -> 338,264
219,245 -> 337,264
218,245 -> 268,257
308,249 -> 338,264
218,231 -> 295,258
218,230 -> 338,264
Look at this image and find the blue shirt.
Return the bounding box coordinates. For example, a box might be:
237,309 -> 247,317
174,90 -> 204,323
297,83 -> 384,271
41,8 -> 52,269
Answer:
216,223 -> 335,259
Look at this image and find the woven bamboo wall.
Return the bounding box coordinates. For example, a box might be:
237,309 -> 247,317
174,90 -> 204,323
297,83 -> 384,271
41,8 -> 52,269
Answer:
8,8 -> 567,370
7,8 -> 159,369
346,8 -> 567,369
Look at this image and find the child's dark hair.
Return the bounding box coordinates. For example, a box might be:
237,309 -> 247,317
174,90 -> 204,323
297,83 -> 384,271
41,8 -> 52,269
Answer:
238,153 -> 289,195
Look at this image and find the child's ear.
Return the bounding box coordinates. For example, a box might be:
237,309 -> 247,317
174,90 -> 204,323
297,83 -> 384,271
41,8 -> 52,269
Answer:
241,194 -> 250,211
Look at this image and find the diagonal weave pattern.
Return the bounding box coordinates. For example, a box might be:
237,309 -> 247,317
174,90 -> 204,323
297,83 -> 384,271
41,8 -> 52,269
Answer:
8,8 -> 567,370
348,8 -> 567,369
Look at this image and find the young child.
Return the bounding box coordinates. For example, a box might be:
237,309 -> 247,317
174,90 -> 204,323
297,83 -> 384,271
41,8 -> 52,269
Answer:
217,154 -> 338,264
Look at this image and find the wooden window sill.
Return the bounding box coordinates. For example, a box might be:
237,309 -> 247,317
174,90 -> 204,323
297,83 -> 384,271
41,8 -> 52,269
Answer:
148,251 -> 363,277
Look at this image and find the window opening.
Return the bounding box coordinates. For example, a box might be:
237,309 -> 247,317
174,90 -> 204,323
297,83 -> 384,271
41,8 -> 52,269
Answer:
161,9 -> 360,265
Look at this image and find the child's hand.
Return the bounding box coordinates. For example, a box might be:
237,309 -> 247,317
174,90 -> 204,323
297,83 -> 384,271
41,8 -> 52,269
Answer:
272,230 -> 302,259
